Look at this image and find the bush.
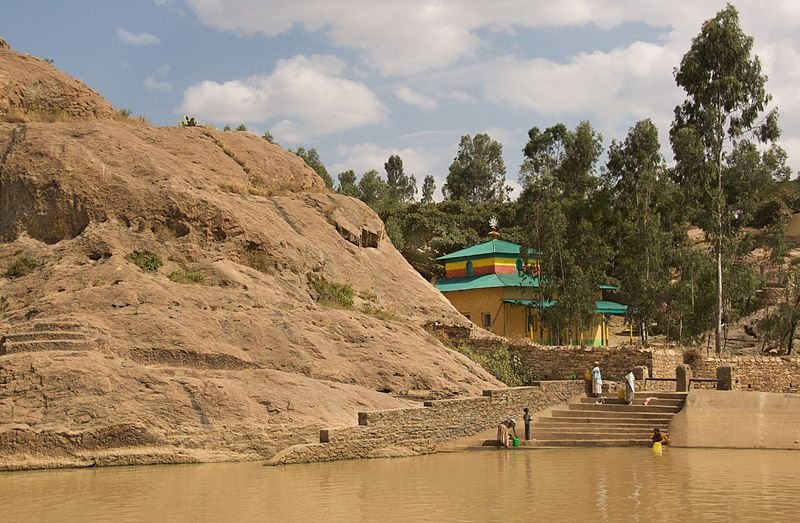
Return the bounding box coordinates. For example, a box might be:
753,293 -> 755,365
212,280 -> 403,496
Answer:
127,250 -> 163,272
179,115 -> 197,127
683,347 -> 703,368
452,343 -> 533,387
167,269 -> 204,284
307,272 -> 353,308
235,124 -> 247,132
5,254 -> 38,278
361,302 -> 395,321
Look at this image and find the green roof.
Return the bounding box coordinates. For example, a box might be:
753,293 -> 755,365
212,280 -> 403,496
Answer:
503,299 -> 628,315
435,239 -> 527,262
435,273 -> 540,292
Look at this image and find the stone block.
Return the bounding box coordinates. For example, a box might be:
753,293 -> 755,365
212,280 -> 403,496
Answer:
716,364 -> 738,391
676,364 -> 692,392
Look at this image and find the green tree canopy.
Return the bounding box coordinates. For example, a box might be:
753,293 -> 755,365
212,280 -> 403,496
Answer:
421,175 -> 436,204
384,154 -> 417,204
294,146 -> 333,189
671,3 -> 779,352
337,170 -> 359,198
443,133 -> 509,204
357,169 -> 388,208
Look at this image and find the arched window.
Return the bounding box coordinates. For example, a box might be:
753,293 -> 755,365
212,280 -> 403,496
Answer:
466,260 -> 474,276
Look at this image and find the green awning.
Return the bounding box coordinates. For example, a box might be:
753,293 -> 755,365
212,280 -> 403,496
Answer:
503,299 -> 628,315
435,273 -> 540,292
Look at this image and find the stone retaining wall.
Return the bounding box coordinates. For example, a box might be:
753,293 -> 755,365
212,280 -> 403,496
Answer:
434,326 -> 800,394
268,381 -> 583,465
689,356 -> 800,393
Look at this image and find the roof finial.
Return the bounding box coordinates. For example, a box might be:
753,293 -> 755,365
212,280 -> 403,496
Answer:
488,216 -> 500,239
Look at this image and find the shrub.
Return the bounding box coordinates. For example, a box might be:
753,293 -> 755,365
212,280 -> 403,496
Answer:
452,343 -> 533,387
5,254 -> 38,278
683,347 -> 703,368
179,115 -> 197,127
307,272 -> 353,308
361,303 -> 395,321
168,269 -> 204,284
127,250 -> 163,272
115,108 -> 132,120
235,124 -> 247,132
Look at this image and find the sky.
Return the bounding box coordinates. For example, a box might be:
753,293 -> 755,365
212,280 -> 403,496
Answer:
3,1 -> 800,199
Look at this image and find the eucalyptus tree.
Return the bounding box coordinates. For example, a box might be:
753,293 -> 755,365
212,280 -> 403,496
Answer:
605,119 -> 671,345
384,154 -> 417,204
443,133 -> 509,204
421,175 -> 436,204
337,170 -> 359,198
671,3 -> 779,352
520,121 -> 607,344
294,146 -> 334,189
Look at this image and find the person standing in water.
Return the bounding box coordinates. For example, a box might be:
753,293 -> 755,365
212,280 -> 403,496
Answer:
591,361 -> 603,400
623,369 -> 635,405
523,407 -> 532,441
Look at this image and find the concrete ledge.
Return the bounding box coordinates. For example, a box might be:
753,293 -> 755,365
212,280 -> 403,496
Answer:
669,390 -> 800,449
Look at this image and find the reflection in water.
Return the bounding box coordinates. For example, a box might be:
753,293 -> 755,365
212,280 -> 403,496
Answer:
2,448 -> 800,522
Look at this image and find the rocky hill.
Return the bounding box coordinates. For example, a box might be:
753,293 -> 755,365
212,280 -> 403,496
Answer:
0,39 -> 499,470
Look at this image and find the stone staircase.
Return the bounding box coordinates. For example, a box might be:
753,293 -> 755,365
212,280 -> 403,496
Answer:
527,391 -> 687,447
0,321 -> 95,355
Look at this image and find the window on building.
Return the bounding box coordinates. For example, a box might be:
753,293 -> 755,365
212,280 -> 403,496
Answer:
466,260 -> 474,276
482,313 -> 492,328
463,312 -> 471,321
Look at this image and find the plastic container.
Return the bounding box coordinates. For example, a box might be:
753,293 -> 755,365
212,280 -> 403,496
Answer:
512,438 -> 519,447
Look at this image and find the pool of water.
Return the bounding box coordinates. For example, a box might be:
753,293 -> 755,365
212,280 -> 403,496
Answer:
2,448 -> 799,522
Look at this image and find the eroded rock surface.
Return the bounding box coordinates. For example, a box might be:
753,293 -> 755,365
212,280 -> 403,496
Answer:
0,40 -> 497,470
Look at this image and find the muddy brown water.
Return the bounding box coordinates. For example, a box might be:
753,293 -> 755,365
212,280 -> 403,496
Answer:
2,448 -> 800,522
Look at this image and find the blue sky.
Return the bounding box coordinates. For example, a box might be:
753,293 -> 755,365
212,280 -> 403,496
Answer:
3,1 -> 799,198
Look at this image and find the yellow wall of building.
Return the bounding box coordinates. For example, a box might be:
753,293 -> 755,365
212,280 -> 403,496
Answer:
443,287 -> 608,345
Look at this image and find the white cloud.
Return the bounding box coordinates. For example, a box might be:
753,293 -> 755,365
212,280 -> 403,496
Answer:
116,28 -> 160,46
179,1 -> 800,172
331,142 -> 443,180
393,86 -> 437,110
178,55 -> 387,142
446,91 -> 476,104
144,76 -> 174,93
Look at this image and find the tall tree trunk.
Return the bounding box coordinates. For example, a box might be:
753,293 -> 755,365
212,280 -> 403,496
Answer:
715,147 -> 723,354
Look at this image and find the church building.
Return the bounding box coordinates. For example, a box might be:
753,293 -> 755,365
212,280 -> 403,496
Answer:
434,234 -> 627,345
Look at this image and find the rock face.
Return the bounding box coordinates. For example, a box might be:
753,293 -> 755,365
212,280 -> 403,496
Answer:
0,40 -> 499,470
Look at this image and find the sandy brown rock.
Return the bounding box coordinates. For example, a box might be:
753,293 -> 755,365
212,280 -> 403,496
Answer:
0,43 -> 115,122
0,39 -> 498,470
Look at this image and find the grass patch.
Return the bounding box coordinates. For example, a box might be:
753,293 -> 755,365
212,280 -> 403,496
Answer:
219,180 -> 248,194
4,254 -> 38,278
360,303 -> 395,321
114,108 -> 132,121
127,250 -> 163,272
451,343 -> 534,387
167,269 -> 204,284
307,272 -> 353,308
